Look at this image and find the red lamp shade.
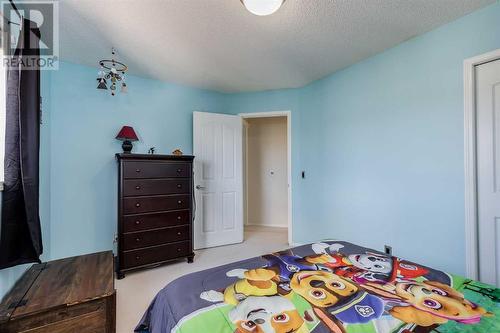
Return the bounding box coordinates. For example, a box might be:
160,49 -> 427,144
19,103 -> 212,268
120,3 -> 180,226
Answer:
116,126 -> 138,142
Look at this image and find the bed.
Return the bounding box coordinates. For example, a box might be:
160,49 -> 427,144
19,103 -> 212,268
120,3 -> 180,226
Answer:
135,240 -> 500,333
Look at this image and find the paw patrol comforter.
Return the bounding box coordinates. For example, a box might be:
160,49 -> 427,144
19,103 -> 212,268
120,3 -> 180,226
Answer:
135,241 -> 500,333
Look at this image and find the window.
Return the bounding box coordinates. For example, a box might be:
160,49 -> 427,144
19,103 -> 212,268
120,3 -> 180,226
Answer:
0,47 -> 5,185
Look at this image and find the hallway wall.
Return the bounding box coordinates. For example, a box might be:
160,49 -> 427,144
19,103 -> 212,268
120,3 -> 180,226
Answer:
246,117 -> 288,228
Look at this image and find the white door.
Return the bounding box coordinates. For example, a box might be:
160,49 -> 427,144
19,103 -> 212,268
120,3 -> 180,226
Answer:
477,59 -> 500,286
193,112 -> 243,249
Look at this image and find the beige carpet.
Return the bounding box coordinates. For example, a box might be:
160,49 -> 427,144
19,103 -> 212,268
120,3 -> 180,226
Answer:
116,226 -> 288,333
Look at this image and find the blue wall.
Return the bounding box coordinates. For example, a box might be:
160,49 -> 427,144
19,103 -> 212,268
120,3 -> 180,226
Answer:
225,2 -> 500,275
2,1 -> 500,300
48,62 -> 225,259
221,89 -> 332,244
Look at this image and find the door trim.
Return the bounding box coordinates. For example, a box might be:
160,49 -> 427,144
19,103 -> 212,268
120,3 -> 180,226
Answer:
239,111 -> 293,246
464,49 -> 500,280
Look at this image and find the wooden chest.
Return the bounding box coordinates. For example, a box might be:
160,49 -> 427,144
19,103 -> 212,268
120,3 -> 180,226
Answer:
116,154 -> 195,279
0,252 -> 116,333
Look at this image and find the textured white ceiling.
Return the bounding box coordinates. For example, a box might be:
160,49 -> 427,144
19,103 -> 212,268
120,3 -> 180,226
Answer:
58,0 -> 494,92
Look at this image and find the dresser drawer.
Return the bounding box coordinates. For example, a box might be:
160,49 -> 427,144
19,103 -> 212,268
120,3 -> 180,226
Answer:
122,225 -> 189,250
123,179 -> 191,196
123,161 -> 190,179
117,154 -> 195,277
123,210 -> 190,232
123,195 -> 190,214
122,241 -> 190,268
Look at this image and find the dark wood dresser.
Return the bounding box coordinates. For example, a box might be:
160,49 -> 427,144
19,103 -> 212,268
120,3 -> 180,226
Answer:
116,154 -> 194,279
0,252 -> 115,333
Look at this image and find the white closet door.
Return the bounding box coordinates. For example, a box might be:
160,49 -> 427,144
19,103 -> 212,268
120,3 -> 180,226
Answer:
476,59 -> 500,286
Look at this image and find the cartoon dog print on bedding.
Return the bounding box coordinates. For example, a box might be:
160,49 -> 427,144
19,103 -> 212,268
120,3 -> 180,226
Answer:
200,268 -> 280,305
201,250 -> 334,305
363,280 -> 492,327
392,280 -> 491,326
201,250 -> 385,330
312,243 -> 429,284
229,296 -> 314,333
261,250 -> 334,283
289,270 -> 384,325
199,246 -> 494,332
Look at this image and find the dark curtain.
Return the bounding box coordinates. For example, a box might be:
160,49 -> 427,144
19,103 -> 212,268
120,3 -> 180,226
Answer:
0,19 -> 42,269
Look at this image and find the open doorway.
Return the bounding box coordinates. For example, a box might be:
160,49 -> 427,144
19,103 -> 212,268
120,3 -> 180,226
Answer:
193,111 -> 291,250
241,112 -> 292,246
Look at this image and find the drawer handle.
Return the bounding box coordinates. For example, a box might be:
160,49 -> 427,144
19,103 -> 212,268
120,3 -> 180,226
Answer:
136,169 -> 141,173
177,168 -> 182,173
135,238 -> 141,242
177,200 -> 182,204
177,216 -> 181,220
177,184 -> 182,188
177,232 -> 182,236
135,220 -> 141,225
135,203 -> 141,207
177,248 -> 181,252
135,256 -> 140,260
135,185 -> 141,190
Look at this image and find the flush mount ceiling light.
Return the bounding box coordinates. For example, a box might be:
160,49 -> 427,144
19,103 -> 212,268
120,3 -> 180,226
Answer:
240,0 -> 285,16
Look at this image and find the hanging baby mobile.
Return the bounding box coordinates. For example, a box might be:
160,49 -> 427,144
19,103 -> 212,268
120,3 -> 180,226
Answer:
96,48 -> 128,96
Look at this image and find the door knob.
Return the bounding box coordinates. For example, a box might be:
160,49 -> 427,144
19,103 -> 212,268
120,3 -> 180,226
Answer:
195,185 -> 206,190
